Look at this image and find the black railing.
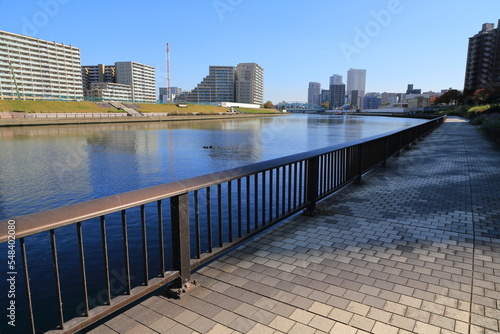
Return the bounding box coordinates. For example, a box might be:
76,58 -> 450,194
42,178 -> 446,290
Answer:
0,116 -> 445,333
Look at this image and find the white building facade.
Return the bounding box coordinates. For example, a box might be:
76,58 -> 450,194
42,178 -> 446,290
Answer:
115,61 -> 156,103
0,30 -> 83,101
346,68 -> 366,108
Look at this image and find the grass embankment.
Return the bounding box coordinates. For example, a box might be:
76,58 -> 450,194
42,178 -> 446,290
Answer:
0,100 -> 119,113
441,104 -> 500,145
234,107 -> 282,114
137,104 -> 230,114
138,104 -> 282,115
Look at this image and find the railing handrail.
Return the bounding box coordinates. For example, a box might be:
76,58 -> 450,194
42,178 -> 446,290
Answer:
0,116 -> 445,243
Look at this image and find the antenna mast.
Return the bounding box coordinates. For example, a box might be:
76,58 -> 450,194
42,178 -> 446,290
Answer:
166,43 -> 171,103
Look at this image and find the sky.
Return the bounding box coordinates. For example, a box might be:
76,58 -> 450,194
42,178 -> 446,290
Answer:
1,0 -> 499,103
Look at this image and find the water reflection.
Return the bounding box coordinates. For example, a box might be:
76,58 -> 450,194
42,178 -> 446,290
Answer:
0,115 -> 425,219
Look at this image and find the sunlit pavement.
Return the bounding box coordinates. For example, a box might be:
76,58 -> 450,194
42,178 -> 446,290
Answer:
90,116 -> 500,334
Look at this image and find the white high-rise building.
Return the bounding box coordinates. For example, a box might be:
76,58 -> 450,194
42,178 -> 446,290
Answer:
0,30 -> 83,101
308,82 -> 321,105
115,61 -> 156,103
346,68 -> 366,108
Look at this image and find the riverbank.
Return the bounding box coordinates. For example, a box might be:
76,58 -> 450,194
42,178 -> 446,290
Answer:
0,112 -> 285,127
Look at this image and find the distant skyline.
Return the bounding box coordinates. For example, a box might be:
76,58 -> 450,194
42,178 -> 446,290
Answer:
1,0 -> 499,103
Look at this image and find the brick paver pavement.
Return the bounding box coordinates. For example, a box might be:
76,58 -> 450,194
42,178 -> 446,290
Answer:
90,117 -> 500,334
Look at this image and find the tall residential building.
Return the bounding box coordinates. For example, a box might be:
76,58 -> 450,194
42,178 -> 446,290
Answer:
115,61 -> 156,103
178,63 -> 264,104
320,89 -> 331,106
346,68 -> 366,107
0,30 -> 83,101
235,63 -> 264,104
82,64 -> 116,90
330,74 -> 343,86
308,82 -> 321,105
464,20 -> 500,92
178,66 -> 235,103
330,75 -> 345,109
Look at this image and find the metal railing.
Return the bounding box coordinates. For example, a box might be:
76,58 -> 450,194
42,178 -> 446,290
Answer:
0,116 -> 445,333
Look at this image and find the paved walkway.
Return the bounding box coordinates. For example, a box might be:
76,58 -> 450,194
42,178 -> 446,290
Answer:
90,117 -> 500,334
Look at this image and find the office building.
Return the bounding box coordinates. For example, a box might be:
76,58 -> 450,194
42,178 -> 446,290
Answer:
0,30 -> 83,101
159,87 -> 182,102
115,61 -> 156,103
464,20 -> 500,92
381,92 -> 399,105
363,93 -> 382,109
320,89 -> 331,106
308,82 -> 321,105
347,68 -> 366,107
406,84 -> 421,95
235,63 -> 264,104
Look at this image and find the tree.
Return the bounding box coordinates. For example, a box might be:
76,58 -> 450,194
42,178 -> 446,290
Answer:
434,89 -> 462,105
321,101 -> 330,110
263,101 -> 274,109
472,89 -> 490,104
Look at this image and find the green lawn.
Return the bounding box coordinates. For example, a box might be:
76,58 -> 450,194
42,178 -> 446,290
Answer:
0,100 -> 117,113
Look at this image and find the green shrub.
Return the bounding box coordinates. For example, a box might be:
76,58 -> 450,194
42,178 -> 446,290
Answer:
468,105 -> 491,114
480,118 -> 500,145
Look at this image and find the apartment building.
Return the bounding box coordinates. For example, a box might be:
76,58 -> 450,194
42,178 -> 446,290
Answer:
0,30 -> 83,100
464,20 -> 500,92
115,61 -> 156,103
235,63 -> 264,104
178,63 -> 264,104
82,64 -> 116,90
85,82 -> 132,102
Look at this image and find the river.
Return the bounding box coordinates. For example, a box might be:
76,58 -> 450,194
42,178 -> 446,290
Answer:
0,114 -> 425,220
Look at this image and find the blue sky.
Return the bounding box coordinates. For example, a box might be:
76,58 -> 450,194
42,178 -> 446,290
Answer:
1,0 -> 499,102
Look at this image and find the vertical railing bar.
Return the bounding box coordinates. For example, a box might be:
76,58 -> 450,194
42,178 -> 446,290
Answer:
269,168 -> 273,221
20,238 -> 35,334
140,205 -> 149,285
262,171 -> 266,225
157,200 -> 165,276
228,181 -> 233,242
194,191 -> 201,258
293,162 -> 298,209
237,178 -> 242,238
329,152 -> 333,190
299,161 -> 303,205
206,187 -> 212,253
282,164 -> 286,215
77,222 -> 89,316
50,229 -> 64,329
254,173 -> 259,229
100,216 -> 111,303
287,163 -> 292,211
218,184 -> 223,247
276,167 -> 280,219
121,210 -> 131,295
246,176 -> 251,233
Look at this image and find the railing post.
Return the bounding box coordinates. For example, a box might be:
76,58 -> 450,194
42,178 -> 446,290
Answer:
304,156 -> 319,216
169,193 -> 198,298
354,143 -> 363,185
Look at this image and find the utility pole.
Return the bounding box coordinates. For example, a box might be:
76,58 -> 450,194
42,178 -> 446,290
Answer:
166,43 -> 171,103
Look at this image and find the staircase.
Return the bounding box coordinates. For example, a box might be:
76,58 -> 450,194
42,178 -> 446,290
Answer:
109,102 -> 143,116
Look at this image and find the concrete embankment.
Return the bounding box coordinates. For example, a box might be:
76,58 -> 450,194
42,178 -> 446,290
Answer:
0,113 -> 283,127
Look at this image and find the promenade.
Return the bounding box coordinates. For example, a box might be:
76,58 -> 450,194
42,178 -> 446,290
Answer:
89,117 -> 500,334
